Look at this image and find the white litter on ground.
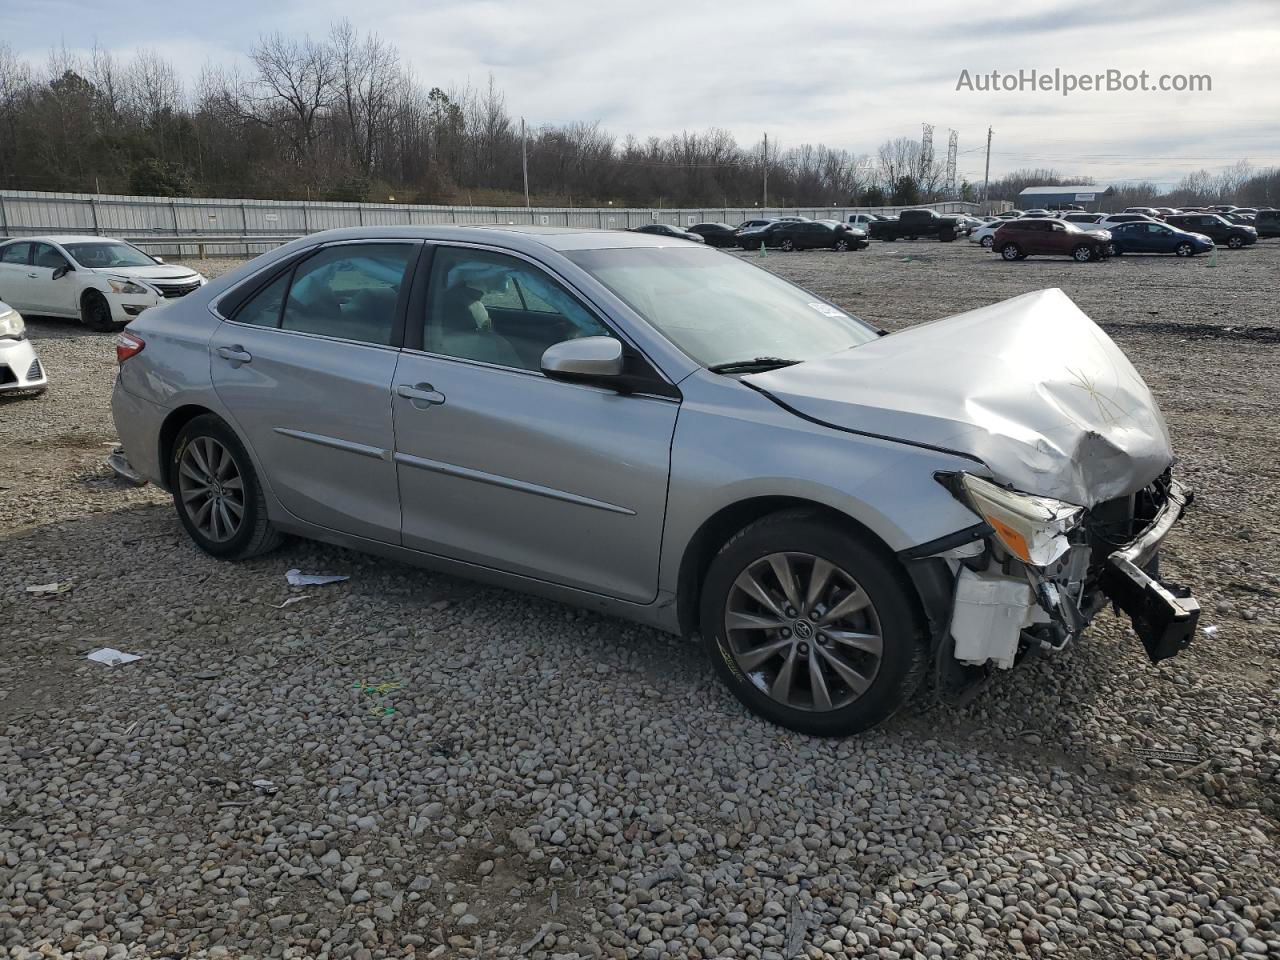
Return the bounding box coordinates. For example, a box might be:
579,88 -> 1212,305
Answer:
285,569 -> 350,587
26,581 -> 73,595
86,648 -> 142,666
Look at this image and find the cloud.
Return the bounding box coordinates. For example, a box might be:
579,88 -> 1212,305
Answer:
5,0 -> 1279,183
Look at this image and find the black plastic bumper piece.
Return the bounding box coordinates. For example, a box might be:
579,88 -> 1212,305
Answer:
1100,479 -> 1199,663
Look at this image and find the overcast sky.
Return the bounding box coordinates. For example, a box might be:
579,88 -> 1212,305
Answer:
7,0 -> 1280,186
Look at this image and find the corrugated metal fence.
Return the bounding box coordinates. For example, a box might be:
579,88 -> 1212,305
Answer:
0,189 -> 993,257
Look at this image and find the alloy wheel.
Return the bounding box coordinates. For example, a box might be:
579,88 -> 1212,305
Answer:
178,436 -> 245,543
1176,243 -> 1193,257
981,236 -> 993,247
723,552 -> 883,712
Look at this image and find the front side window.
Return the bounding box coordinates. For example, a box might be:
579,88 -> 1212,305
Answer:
280,243 -> 414,345
565,246 -> 878,369
424,247 -> 613,371
32,243 -> 69,270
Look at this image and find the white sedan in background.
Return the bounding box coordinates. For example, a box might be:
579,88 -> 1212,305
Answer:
0,300 -> 47,394
0,236 -> 206,331
968,220 -> 1009,248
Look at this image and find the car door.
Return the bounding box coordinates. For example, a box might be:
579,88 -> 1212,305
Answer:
391,243 -> 679,603
0,242 -> 35,310
209,240 -> 421,544
1146,224 -> 1176,253
28,243 -> 79,315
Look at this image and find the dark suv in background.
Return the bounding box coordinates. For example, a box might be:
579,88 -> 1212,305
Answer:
1164,213 -> 1258,248
1255,209 -> 1280,238
993,219 -> 1112,262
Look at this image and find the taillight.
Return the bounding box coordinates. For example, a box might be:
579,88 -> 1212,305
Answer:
115,330 -> 145,364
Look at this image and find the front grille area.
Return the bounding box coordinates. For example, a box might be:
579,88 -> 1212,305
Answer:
26,358 -> 42,380
154,278 -> 202,299
1084,471 -> 1172,569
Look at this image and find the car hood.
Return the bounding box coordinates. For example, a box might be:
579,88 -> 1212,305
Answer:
744,288 -> 1173,507
87,265 -> 201,281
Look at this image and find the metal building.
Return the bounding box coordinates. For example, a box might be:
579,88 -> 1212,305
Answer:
1017,185 -> 1109,210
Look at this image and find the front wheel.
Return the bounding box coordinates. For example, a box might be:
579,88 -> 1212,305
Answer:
833,238 -> 850,252
1175,242 -> 1194,257
1000,243 -> 1023,261
700,511 -> 926,737
1072,244 -> 1095,262
1227,235 -> 1243,249
170,414 -> 282,560
81,291 -> 117,332
780,238 -> 795,252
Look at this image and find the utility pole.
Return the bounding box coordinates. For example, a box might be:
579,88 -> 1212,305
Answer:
521,118 -> 530,208
762,132 -> 769,207
982,126 -> 993,206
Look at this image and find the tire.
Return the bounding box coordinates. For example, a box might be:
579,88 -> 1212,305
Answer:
81,291 -> 117,332
1072,244 -> 1094,262
780,238 -> 795,252
834,238 -> 850,252
939,232 -> 955,242
1175,242 -> 1194,257
881,236 -> 896,242
1228,235 -> 1243,249
700,510 -> 927,737
980,235 -> 994,248
1000,243 -> 1023,261
170,414 -> 283,560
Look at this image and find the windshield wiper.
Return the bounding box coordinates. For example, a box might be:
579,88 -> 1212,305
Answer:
707,357 -> 801,374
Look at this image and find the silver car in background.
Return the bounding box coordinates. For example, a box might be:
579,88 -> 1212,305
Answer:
111,226 -> 1199,735
0,300 -> 47,394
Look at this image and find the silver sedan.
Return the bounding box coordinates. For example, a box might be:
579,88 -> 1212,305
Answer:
111,225 -> 1199,735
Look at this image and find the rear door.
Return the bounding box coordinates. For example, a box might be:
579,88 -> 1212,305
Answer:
391,243 -> 679,603
209,240 -> 421,544
0,242 -> 35,310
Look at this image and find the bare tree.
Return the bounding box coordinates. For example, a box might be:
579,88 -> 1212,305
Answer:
331,20 -> 399,176
242,32 -> 337,174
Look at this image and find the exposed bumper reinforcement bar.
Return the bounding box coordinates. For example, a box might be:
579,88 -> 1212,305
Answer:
1100,479 -> 1199,663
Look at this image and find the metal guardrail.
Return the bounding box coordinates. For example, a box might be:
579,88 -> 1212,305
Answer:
125,235 -> 304,258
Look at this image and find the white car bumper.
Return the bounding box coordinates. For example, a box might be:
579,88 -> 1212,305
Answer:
0,336 -> 47,392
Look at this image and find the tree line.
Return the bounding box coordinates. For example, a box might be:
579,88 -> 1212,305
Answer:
2,27 -> 1273,209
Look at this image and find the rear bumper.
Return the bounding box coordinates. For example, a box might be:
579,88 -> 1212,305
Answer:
1099,479 -> 1199,662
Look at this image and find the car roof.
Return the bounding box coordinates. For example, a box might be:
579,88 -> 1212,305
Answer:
4,235 -> 121,245
279,224 -> 699,252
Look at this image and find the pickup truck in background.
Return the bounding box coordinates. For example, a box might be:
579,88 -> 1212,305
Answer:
868,209 -> 961,242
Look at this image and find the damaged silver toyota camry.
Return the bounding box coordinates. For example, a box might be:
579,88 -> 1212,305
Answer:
111,226 -> 1199,736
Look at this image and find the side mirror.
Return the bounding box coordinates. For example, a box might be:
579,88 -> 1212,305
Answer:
52,264 -> 71,280
153,256 -> 165,263
540,336 -> 624,385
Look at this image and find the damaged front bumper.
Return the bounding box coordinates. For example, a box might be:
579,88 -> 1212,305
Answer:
920,473 -> 1199,673
1098,479 -> 1199,662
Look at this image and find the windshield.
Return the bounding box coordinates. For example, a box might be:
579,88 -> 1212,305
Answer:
64,242 -> 157,268
565,247 -> 878,368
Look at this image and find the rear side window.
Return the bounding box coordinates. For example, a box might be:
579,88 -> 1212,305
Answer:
280,243 -> 415,345
234,272 -> 290,327
1,242 -> 32,264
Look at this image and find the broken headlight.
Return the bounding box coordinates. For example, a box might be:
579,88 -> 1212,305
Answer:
956,473 -> 1084,568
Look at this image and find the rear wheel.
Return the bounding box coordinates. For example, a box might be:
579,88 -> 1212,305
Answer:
1175,242 -> 1194,257
1072,244 -> 1095,262
170,414 -> 282,560
81,291 -> 116,332
1000,243 -> 1023,261
701,512 -> 926,736
980,235 -> 994,248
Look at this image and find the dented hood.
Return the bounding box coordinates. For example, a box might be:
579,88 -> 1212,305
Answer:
745,288 -> 1172,507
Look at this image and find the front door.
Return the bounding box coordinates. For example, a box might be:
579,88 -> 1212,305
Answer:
28,243 -> 79,315
392,244 -> 679,603
209,241 -> 420,544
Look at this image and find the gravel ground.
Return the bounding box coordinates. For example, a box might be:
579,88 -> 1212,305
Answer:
1,242 -> 1278,960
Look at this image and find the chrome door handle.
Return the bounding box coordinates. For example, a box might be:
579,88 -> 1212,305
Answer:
217,345 -> 252,364
396,382 -> 446,407
27,272 -> 37,278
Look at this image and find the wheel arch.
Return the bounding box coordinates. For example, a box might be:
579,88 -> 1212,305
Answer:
156,404 -> 222,490
674,496 -> 925,640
